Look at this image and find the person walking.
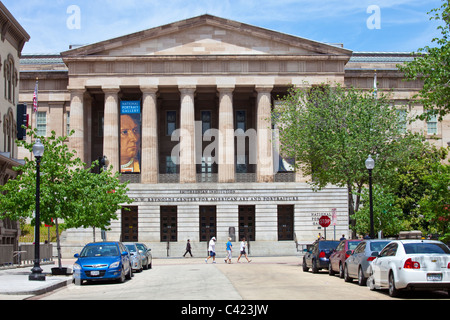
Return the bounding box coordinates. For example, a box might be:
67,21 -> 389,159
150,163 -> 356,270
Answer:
205,236 -> 216,263
237,237 -> 251,263
224,237 -> 233,264
183,239 -> 193,257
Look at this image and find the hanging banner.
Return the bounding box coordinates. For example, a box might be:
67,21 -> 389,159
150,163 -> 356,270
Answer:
120,101 -> 141,173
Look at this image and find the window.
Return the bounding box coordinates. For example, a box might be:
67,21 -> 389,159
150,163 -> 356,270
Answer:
36,112 -> 47,136
166,111 -> 176,136
427,114 -> 437,135
66,112 -> 71,136
236,110 -> 246,131
166,156 -> 177,174
379,243 -> 397,257
278,205 -> 294,241
4,55 -> 17,104
201,111 -> 211,134
396,109 -> 407,133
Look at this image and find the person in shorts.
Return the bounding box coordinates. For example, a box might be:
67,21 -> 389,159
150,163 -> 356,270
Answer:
237,237 -> 251,263
224,237 -> 233,264
205,236 -> 216,263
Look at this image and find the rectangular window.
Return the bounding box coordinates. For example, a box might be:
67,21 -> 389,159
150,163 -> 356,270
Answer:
36,111 -> 47,136
66,111 -> 70,136
166,111 -> 177,136
236,110 -> 246,131
427,115 -> 437,135
201,111 -> 211,134
396,109 -> 407,134
166,156 -> 177,174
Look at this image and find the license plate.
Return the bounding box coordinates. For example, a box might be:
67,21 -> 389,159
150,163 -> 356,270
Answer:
427,273 -> 442,281
90,270 -> 100,276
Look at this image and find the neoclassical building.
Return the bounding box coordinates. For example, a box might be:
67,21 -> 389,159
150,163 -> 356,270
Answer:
19,15 -> 449,257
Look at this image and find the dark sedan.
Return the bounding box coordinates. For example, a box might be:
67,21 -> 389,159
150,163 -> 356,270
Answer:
302,240 -> 340,273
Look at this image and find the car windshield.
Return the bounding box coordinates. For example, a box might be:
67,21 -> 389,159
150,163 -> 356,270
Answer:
319,241 -> 339,250
80,244 -> 119,257
125,244 -> 137,252
348,241 -> 361,251
404,243 -> 450,254
369,241 -> 390,252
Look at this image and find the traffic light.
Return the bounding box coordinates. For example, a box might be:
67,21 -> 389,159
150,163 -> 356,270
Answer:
17,103 -> 28,140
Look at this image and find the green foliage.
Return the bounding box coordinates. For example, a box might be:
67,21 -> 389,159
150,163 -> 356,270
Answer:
273,83 -> 425,218
351,185 -> 403,237
398,0 -> 450,120
0,128 -> 133,230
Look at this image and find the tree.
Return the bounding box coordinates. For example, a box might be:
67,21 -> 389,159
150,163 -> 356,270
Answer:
418,162 -> 450,242
351,185 -> 403,237
398,0 -> 450,120
0,128 -> 133,268
272,83 -> 426,228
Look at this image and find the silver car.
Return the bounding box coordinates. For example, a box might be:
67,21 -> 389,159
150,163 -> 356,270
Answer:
344,239 -> 391,286
136,243 -> 152,270
124,242 -> 143,272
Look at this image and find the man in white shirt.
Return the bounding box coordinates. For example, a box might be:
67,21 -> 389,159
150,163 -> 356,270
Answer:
205,237 -> 216,263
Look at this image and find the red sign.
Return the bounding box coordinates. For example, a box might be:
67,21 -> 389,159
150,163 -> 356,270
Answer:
319,216 -> 331,228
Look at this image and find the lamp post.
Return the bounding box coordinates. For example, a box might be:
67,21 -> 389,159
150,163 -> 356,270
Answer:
29,139 -> 45,281
365,155 -> 375,239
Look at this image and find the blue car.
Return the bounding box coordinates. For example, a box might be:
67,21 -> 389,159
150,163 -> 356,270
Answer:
73,241 -> 133,285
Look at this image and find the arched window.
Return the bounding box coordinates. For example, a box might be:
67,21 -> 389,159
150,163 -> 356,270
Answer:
4,54 -> 17,104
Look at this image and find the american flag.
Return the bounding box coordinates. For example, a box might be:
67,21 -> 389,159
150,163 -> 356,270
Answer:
33,79 -> 38,112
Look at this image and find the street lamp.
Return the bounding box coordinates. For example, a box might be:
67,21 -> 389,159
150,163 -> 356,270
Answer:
29,139 -> 45,281
365,155 -> 375,239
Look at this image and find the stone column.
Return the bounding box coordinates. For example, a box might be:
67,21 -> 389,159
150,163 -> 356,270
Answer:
256,86 -> 274,183
141,86 -> 159,184
103,88 -> 120,174
69,89 -> 85,163
179,86 -> 196,183
218,86 -> 235,183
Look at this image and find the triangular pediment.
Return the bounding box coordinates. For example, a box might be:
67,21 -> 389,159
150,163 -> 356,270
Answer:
61,15 -> 352,58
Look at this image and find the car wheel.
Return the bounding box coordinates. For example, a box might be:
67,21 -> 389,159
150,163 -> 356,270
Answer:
344,264 -> 353,282
302,258 -> 309,272
311,259 -> 319,273
117,268 -> 126,283
143,258 -> 149,270
358,267 -> 366,286
339,263 -> 344,278
388,272 -> 401,297
328,264 -> 335,276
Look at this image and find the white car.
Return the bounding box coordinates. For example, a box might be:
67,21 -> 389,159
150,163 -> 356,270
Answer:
369,240 -> 450,297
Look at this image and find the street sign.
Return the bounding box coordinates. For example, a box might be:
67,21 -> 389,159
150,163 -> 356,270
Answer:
319,215 -> 331,228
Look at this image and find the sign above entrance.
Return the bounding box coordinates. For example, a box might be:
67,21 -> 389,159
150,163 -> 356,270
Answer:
120,100 -> 141,114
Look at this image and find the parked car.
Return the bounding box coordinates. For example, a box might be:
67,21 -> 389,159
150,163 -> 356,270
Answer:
73,241 -> 132,285
136,242 -> 152,270
344,239 -> 391,286
124,242 -> 143,272
302,240 -> 340,273
329,239 -> 362,277
369,240 -> 450,297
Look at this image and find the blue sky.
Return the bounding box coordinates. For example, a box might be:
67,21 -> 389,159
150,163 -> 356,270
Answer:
3,0 -> 445,54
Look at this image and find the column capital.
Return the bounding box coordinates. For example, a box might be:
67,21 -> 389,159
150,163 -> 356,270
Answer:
217,85 -> 235,93
140,85 -> 158,93
102,86 -> 120,94
255,85 -> 273,93
178,85 -> 196,95
68,87 -> 86,95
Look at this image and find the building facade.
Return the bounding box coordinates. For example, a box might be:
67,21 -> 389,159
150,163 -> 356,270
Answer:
0,2 -> 29,258
19,15 -> 449,257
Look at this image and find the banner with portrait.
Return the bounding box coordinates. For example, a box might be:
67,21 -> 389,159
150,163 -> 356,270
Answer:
120,101 -> 141,173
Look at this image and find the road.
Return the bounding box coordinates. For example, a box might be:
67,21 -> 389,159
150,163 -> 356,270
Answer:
36,256 -> 449,301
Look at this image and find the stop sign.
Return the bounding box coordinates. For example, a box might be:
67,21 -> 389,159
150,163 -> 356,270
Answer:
319,215 -> 331,228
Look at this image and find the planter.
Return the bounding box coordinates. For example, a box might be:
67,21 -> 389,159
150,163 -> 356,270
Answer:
51,267 -> 72,276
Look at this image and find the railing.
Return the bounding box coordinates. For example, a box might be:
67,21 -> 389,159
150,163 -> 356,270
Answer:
0,244 -> 53,268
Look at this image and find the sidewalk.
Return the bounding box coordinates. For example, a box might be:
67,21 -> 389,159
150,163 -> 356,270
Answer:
0,260 -> 75,299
